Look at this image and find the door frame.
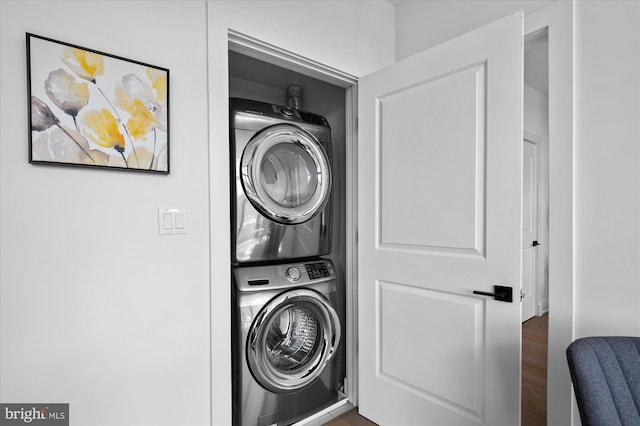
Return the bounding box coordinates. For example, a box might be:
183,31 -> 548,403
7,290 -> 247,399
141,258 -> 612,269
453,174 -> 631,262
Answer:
523,135 -> 540,322
525,2 -> 575,424
227,29 -> 362,410
211,1 -> 575,422
523,130 -> 549,318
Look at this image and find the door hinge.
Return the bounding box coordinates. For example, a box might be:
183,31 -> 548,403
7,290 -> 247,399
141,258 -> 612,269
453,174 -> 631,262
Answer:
520,289 -> 525,301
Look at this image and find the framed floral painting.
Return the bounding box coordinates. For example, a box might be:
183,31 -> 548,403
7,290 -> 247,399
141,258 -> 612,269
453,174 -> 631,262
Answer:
26,33 -> 170,173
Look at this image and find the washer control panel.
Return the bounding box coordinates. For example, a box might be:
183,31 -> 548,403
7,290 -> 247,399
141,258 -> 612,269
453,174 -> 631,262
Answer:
274,260 -> 335,284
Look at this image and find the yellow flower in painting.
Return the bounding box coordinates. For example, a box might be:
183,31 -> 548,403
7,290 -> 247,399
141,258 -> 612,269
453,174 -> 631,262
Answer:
116,93 -> 155,139
82,109 -> 125,152
44,69 -> 89,117
147,68 -> 167,103
61,47 -> 105,82
115,71 -> 167,140
127,146 -> 154,170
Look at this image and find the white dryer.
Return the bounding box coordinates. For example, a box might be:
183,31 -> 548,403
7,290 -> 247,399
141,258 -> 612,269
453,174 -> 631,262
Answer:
232,259 -> 344,426
230,98 -> 333,264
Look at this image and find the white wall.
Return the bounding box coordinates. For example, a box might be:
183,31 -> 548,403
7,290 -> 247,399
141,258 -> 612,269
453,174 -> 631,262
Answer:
212,1 -> 395,78
574,1 -> 640,337
0,2 -> 211,425
207,3 -> 395,424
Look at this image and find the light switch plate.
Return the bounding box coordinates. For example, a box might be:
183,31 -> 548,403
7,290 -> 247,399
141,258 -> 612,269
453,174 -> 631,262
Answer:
158,208 -> 188,235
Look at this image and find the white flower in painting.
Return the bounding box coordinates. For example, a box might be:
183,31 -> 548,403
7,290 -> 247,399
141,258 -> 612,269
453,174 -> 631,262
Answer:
31,96 -> 98,163
44,69 -> 89,117
32,126 -> 109,165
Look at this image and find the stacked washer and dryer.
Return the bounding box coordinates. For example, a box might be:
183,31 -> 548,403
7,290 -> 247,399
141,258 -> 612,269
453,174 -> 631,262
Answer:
230,98 -> 345,426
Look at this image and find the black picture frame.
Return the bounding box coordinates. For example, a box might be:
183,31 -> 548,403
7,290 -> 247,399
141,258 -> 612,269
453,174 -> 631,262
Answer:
26,33 -> 170,173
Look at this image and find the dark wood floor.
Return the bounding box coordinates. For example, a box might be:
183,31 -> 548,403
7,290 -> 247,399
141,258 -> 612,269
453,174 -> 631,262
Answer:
322,408 -> 377,426
324,314 -> 548,426
522,313 -> 548,426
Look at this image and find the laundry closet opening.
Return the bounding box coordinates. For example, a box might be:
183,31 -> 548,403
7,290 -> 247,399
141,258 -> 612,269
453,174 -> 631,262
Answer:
228,46 -> 356,426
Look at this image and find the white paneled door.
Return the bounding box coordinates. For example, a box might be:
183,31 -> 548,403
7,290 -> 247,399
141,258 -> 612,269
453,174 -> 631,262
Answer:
358,12 -> 523,426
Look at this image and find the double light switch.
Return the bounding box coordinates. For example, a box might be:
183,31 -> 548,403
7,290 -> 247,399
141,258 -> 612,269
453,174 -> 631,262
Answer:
158,208 -> 188,235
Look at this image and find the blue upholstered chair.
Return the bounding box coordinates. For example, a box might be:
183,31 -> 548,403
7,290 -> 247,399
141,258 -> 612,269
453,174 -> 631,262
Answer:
566,337 -> 640,426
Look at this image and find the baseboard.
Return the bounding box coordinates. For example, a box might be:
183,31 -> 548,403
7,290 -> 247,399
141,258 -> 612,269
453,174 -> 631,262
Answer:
293,395 -> 351,426
537,299 -> 549,316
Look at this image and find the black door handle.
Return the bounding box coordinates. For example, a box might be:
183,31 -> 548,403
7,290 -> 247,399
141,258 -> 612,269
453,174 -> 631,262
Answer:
532,240 -> 540,247
473,285 -> 513,303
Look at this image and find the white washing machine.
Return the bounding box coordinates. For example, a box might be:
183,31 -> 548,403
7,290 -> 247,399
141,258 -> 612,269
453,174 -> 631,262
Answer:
230,98 -> 333,264
232,259 -> 344,426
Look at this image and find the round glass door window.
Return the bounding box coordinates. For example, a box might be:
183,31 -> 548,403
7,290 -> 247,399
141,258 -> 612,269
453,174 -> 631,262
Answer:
241,124 -> 331,225
247,289 -> 341,393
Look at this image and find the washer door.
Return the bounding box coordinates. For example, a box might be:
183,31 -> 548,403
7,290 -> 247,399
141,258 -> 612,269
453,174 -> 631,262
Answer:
247,288 -> 341,393
241,124 -> 332,225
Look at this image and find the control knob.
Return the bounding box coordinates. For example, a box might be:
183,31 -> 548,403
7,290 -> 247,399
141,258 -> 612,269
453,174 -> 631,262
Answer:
280,107 -> 294,117
285,266 -> 301,282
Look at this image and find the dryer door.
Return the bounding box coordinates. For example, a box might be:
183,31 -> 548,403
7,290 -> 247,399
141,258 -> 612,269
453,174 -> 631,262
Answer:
246,288 -> 341,393
241,124 -> 332,225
